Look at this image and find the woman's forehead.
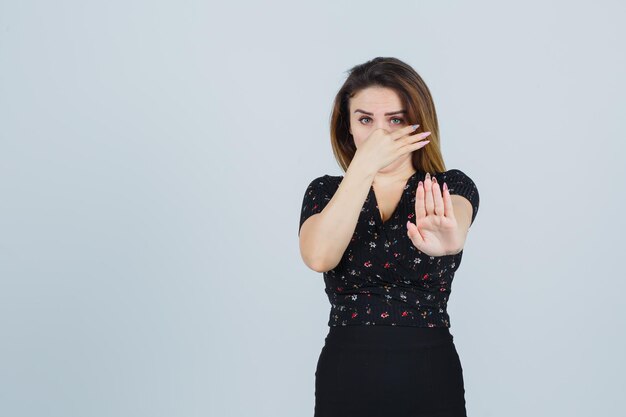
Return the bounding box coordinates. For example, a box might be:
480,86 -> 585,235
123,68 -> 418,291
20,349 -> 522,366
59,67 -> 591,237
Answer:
350,87 -> 402,109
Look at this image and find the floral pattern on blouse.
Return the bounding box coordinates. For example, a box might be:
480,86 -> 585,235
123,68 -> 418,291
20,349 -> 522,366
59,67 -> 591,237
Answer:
298,169 -> 479,328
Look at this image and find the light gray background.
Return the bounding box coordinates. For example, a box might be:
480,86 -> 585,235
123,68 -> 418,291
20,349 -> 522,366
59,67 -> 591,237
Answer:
1,1 -> 624,416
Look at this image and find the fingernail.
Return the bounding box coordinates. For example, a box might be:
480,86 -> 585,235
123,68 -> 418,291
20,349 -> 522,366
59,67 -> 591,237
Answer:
422,132 -> 431,137
412,124 -> 420,130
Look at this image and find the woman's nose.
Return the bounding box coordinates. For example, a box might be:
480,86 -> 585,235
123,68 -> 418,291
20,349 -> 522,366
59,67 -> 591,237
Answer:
375,121 -> 394,131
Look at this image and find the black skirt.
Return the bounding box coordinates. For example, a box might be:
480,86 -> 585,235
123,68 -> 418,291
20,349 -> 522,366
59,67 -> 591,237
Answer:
314,325 -> 467,417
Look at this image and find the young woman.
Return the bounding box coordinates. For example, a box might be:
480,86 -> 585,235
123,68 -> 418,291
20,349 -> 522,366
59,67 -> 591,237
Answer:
298,57 -> 480,417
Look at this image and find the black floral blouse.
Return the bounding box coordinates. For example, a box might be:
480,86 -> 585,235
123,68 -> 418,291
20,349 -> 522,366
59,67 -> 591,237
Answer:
298,169 -> 479,327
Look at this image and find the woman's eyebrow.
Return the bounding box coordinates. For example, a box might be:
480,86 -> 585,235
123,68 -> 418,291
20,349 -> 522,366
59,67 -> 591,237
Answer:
354,109 -> 407,116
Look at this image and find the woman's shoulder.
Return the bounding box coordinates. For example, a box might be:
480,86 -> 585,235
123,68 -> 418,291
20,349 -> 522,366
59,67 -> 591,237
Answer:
436,168 -> 478,185
307,173 -> 343,187
437,167 -> 472,176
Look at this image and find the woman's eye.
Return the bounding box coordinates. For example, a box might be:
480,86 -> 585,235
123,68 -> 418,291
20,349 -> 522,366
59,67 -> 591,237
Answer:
359,117 -> 405,124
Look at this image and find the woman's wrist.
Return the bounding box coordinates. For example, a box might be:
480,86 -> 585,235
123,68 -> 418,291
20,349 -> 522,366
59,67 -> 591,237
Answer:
347,155 -> 377,184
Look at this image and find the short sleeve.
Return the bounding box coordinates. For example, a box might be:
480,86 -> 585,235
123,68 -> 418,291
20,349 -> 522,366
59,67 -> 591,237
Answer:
440,169 -> 479,226
298,175 -> 335,236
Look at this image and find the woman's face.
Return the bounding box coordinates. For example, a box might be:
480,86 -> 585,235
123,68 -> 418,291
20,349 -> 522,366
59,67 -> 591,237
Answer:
348,86 -> 409,149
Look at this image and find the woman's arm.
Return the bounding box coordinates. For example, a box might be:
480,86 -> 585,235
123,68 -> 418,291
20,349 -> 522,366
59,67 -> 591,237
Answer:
407,170 -> 479,256
450,194 -> 474,251
299,159 -> 375,273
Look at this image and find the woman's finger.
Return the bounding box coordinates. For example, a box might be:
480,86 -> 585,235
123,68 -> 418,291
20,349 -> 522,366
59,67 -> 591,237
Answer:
390,124 -> 420,141
415,180 -> 426,220
406,220 -> 424,247
399,131 -> 430,151
432,176 -> 444,216
406,131 -> 431,146
397,134 -> 431,158
442,182 -> 456,221
424,173 -> 434,216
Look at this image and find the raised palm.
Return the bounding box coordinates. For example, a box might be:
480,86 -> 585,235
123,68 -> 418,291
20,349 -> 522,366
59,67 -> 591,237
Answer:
406,173 -> 463,256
